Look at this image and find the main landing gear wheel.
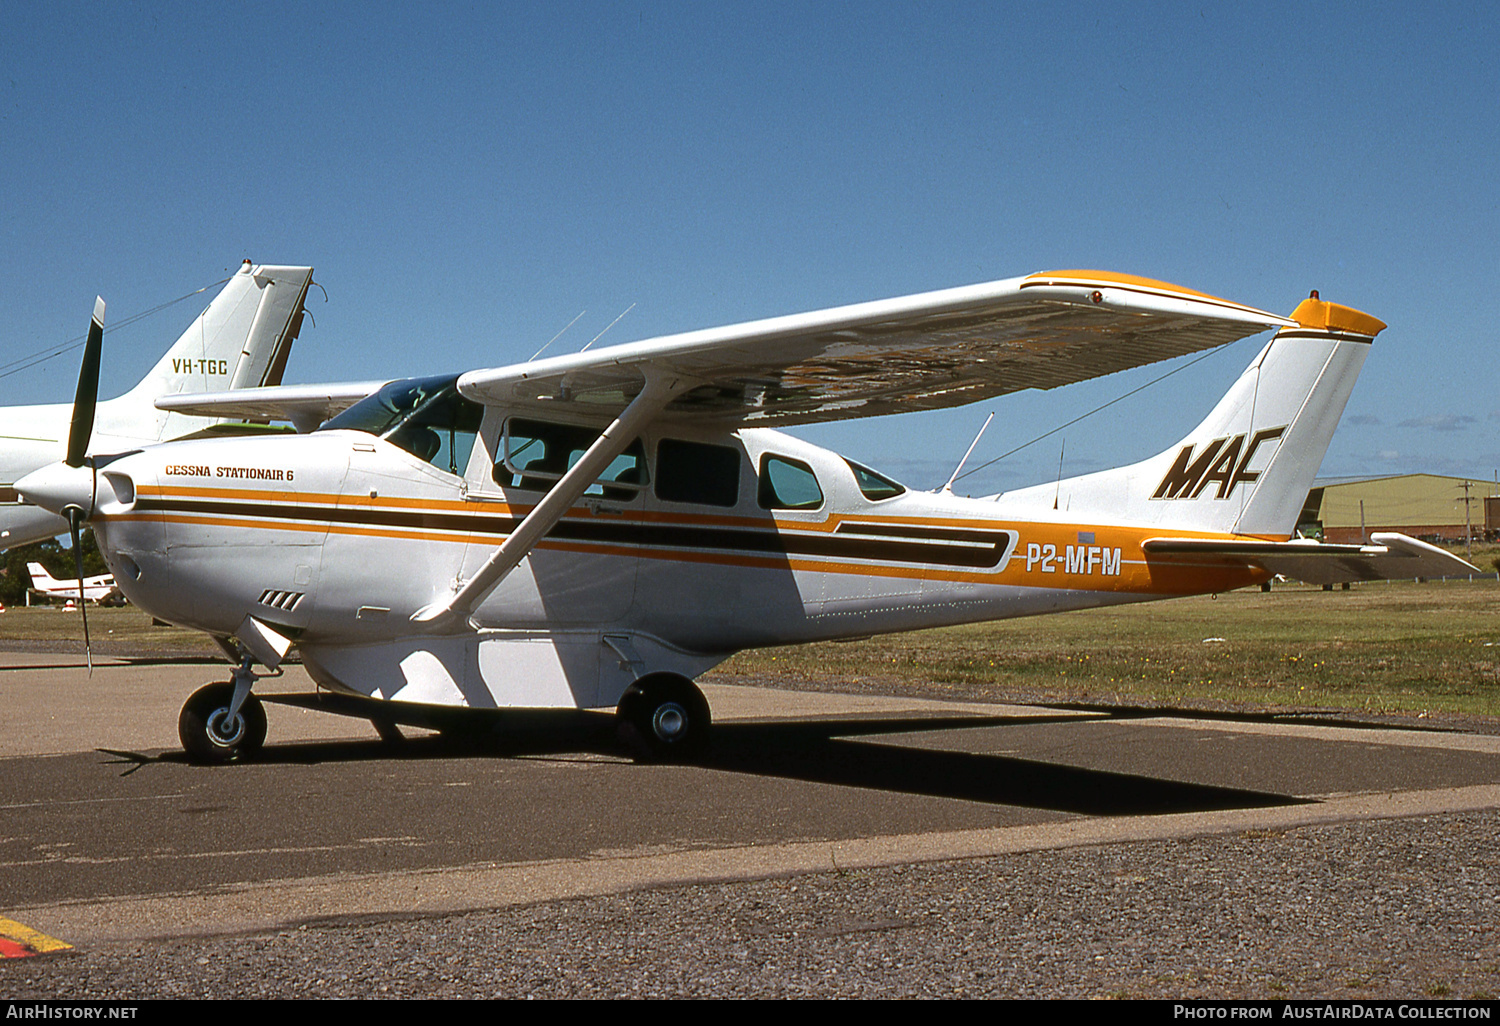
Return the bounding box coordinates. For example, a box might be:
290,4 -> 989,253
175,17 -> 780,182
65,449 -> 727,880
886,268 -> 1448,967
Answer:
179,682 -> 267,764
617,673 -> 711,762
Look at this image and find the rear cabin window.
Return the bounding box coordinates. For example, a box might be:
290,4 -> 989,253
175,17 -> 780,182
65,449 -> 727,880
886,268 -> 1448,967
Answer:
844,458 -> 905,501
757,455 -> 824,511
655,439 -> 741,507
495,419 -> 647,500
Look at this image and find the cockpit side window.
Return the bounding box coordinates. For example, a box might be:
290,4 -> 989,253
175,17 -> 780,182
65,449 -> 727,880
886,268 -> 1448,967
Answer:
844,458 -> 905,501
496,419 -> 648,500
319,374 -> 483,475
392,389 -> 484,474
757,455 -> 824,511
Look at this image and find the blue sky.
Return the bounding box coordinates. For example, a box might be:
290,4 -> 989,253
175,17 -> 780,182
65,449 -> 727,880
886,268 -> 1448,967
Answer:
2,1 -> 1496,494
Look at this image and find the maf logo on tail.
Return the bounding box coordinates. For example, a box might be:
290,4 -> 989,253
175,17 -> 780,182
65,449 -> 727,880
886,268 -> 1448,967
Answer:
1152,426 -> 1286,500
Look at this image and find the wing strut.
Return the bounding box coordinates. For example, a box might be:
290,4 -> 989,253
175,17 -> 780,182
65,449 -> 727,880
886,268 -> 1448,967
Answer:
411,369 -> 689,630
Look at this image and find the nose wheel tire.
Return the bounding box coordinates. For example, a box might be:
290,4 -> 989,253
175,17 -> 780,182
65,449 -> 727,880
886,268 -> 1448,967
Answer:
617,674 -> 711,762
179,682 -> 267,764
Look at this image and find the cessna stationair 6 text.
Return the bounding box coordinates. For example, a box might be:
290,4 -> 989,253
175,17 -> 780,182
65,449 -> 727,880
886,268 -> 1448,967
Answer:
17,270 -> 1474,762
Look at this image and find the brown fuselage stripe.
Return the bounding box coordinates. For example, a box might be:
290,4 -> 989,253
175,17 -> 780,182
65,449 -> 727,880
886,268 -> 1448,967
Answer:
132,496 -> 1015,570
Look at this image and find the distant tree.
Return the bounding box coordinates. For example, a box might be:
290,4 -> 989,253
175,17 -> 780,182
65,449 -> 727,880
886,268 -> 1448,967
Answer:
76,527 -> 109,576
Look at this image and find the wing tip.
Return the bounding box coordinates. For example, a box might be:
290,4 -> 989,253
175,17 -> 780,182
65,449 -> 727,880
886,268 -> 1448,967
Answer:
1023,270 -> 1291,323
1025,269 -> 1231,303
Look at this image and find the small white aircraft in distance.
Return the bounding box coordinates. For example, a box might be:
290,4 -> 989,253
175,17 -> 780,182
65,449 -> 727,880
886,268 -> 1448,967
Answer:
17,269 -> 1478,763
0,261 -> 314,552
26,562 -> 120,606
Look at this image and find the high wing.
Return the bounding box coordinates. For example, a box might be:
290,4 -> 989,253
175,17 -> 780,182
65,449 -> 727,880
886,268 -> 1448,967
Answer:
153,271 -> 1292,431
456,271 -> 1296,426
156,381 -> 390,433
1143,533 -> 1479,586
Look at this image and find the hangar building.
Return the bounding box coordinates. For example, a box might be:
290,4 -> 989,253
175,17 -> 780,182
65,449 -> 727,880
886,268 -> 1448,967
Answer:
1297,474 -> 1497,544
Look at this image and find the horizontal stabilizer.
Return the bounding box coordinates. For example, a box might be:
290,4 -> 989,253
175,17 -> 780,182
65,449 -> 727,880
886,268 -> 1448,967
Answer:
1143,532 -> 1480,585
156,380 -> 389,433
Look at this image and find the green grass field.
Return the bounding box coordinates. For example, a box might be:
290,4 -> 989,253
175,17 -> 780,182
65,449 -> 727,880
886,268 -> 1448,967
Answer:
713,578 -> 1500,719
4,577 -> 1497,720
0,604 -> 218,656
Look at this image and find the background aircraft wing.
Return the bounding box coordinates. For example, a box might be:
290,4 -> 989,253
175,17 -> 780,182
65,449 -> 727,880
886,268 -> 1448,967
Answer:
457,271 -> 1296,426
156,381 -> 389,433
1142,533 -> 1480,585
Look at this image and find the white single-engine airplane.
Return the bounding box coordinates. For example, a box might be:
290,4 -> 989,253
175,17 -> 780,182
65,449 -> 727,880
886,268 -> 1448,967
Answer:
0,261 -> 314,551
17,270 -> 1477,763
26,562 -> 120,605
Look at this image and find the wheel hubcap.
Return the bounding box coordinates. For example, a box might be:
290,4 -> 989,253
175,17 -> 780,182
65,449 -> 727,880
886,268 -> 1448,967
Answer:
206,708 -> 245,748
651,702 -> 688,742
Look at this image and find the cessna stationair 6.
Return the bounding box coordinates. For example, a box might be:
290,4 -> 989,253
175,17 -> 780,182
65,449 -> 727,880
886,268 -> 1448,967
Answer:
17,270 -> 1474,762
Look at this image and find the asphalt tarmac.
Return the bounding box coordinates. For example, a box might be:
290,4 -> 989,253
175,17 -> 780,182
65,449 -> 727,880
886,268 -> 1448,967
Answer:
4,649 -> 1499,968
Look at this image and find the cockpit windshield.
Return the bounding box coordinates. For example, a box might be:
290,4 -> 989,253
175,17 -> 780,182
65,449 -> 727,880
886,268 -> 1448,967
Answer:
319,374 -> 484,475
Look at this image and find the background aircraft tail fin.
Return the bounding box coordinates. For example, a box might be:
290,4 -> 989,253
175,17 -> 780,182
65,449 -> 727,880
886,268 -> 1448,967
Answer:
116,262 -> 314,441
1001,295 -> 1384,538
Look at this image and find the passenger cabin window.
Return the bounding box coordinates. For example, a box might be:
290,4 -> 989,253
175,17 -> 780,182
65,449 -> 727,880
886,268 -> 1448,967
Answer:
496,419 -> 647,500
844,458 -> 905,501
757,455 -> 823,511
655,439 -> 740,507
319,374 -> 483,476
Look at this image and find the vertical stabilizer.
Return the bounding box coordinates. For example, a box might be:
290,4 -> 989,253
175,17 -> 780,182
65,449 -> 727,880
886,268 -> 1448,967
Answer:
107,262 -> 314,441
999,295 -> 1385,538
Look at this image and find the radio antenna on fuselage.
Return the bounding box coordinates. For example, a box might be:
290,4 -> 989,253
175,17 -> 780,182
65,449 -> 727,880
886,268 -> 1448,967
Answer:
1053,439 -> 1065,510
940,412 -> 993,495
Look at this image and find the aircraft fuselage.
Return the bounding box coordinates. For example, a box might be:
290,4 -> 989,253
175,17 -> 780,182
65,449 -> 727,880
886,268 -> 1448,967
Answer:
89,410 -> 1264,710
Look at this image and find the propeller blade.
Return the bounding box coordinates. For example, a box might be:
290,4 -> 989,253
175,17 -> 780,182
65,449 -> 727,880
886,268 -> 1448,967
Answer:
68,509 -> 92,674
65,297 -> 105,469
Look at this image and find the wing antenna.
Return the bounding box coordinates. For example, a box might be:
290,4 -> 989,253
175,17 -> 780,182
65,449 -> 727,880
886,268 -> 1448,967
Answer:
579,303 -> 635,353
529,309 -> 586,362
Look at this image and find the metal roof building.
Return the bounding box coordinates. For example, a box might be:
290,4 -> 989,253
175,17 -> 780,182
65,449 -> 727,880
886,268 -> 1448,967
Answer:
1298,473 -> 1496,544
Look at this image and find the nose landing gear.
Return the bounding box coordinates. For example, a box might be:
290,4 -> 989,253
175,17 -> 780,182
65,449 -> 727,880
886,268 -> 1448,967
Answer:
179,659 -> 267,764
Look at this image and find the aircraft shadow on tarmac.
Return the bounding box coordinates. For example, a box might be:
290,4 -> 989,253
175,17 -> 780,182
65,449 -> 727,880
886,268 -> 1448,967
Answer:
103,699 -> 1310,817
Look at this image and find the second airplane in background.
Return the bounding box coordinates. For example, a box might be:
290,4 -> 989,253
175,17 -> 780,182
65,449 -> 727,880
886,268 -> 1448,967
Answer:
0,261 -> 314,550
26,562 -> 120,606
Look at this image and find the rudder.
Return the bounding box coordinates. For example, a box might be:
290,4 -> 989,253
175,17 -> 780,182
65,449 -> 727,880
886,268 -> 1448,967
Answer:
1001,294 -> 1385,538
116,262 -> 314,440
